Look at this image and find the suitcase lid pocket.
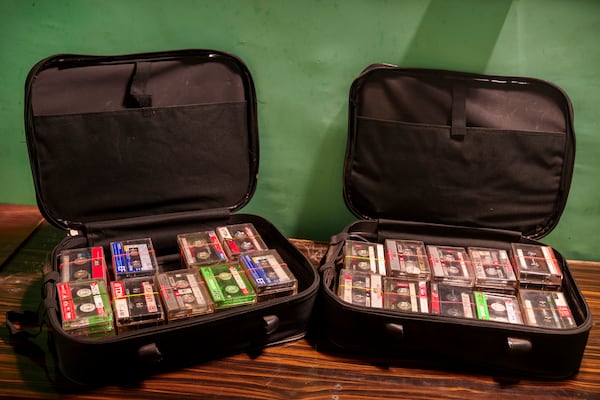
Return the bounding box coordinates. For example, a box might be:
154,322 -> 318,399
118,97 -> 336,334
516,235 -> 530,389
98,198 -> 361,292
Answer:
344,66 -> 575,239
25,50 -> 259,231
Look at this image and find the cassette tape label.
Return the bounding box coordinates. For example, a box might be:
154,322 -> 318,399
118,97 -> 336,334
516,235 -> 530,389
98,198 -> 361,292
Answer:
431,283 -> 475,318
519,289 -> 575,328
338,269 -> 383,308
216,224 -> 267,258
384,277 -> 427,312
200,263 -> 257,309
240,250 -> 298,296
59,246 -> 108,283
178,231 -> 228,267
57,280 -> 114,337
474,291 -> 523,324
511,243 -> 562,289
111,238 -> 158,279
156,269 -> 214,320
427,245 -> 473,285
385,239 -> 430,279
343,240 -> 386,275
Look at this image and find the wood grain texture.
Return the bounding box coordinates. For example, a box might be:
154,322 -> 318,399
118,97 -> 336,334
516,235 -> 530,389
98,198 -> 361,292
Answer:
0,206 -> 599,399
0,204 -> 43,266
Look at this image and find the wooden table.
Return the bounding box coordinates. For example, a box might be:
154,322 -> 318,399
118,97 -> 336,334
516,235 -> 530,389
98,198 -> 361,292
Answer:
1,204 -> 599,399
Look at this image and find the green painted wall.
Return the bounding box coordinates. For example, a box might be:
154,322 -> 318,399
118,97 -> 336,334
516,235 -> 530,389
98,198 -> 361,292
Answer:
1,0 -> 599,261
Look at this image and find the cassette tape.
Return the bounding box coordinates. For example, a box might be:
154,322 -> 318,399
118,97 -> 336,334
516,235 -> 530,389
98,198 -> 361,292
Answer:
343,240 -> 386,275
156,269 -> 214,320
57,279 -> 114,337
200,263 -> 257,309
111,238 -> 158,279
240,249 -> 298,299
468,247 -> 517,292
511,243 -> 562,289
383,278 -> 429,313
427,245 -> 474,285
58,246 -> 108,283
519,289 -> 576,329
177,230 -> 228,267
337,269 -> 383,308
216,223 -> 268,258
384,239 -> 430,279
474,291 -> 523,325
430,283 -> 475,318
111,277 -> 165,332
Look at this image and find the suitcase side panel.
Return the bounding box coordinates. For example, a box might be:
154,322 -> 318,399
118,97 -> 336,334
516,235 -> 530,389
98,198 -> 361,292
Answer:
316,288 -> 589,379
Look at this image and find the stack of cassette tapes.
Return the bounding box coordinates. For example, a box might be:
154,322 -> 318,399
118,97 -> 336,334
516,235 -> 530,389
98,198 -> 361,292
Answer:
216,223 -> 268,259
337,240 -> 386,309
383,240 -> 430,313
430,282 -> 475,318
199,263 -> 256,309
338,269 -> 383,308
427,245 -> 474,286
519,289 -> 575,329
54,222 -> 300,338
473,291 -> 523,324
385,239 -> 430,279
177,230 -> 228,267
384,278 -> 428,313
110,238 -> 159,280
111,277 -> 165,331
344,240 -> 386,275
57,279 -> 114,338
335,238 -> 575,329
511,243 -> 562,289
182,224 -> 298,306
58,246 -> 109,283
240,249 -> 298,301
469,247 -> 518,294
156,269 -> 214,320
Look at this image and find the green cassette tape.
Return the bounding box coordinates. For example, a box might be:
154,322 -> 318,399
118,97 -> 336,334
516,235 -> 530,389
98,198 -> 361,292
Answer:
200,263 -> 257,309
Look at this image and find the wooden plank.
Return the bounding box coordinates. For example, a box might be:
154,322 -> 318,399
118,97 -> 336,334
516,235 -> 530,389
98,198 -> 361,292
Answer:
0,204 -> 44,266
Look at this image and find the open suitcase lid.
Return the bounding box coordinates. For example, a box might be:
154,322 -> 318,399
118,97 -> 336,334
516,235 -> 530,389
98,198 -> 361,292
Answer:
25,49 -> 258,231
344,65 -> 575,239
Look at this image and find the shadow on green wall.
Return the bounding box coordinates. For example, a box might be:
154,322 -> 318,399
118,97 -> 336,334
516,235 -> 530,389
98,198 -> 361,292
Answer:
293,105 -> 354,241
402,0 -> 513,71
294,0 -> 514,242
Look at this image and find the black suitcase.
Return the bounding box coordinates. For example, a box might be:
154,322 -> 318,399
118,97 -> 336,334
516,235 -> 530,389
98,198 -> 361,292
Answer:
14,49 -> 319,385
311,65 -> 592,379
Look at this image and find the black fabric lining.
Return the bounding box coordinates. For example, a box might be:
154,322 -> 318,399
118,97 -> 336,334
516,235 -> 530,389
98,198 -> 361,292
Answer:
34,101 -> 246,118
355,70 -> 569,134
31,102 -> 253,226
346,117 -> 566,235
356,115 -> 566,136
31,57 -> 247,116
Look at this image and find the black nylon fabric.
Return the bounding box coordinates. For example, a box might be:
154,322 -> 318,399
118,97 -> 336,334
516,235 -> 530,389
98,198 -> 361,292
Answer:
26,51 -> 258,230
344,67 -> 574,238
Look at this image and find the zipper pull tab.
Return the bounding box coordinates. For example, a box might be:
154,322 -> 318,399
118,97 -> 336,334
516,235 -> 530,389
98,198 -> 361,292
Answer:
68,229 -> 80,237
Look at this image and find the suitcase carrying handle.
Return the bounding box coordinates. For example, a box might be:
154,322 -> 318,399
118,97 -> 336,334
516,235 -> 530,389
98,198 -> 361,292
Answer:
138,343 -> 163,364
507,337 -> 533,354
263,315 -> 280,335
319,232 -> 373,289
6,270 -> 59,339
385,323 -> 405,338
129,62 -> 153,107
